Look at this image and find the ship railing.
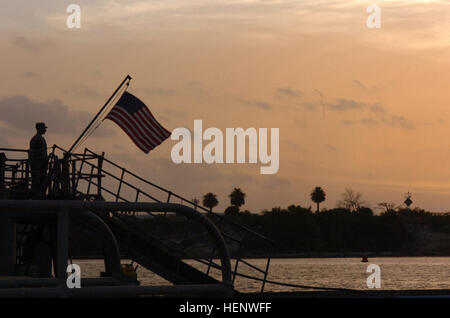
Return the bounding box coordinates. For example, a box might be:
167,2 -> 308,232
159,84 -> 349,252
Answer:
0,148 -> 32,198
51,145 -> 274,293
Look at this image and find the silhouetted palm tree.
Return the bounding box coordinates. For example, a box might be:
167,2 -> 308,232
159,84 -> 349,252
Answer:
202,192 -> 218,212
229,188 -> 246,211
310,187 -> 326,213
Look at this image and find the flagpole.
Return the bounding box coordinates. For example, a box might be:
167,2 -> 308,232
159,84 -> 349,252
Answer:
68,74 -> 132,153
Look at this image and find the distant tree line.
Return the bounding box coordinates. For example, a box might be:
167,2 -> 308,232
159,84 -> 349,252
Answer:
71,187 -> 450,258
197,187 -> 450,257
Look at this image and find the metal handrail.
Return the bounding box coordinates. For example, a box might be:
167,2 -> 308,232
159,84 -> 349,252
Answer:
53,145 -> 273,243
0,148 -> 29,153
44,145 -> 272,291
82,147 -> 274,244
0,200 -> 233,288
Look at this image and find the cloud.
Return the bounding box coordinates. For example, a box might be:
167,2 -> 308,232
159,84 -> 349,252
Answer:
298,96 -> 381,114
277,87 -> 302,97
10,36 -> 54,52
43,0 -> 314,32
384,116 -> 415,130
327,98 -> 367,111
352,80 -> 367,90
298,102 -> 320,112
352,80 -> 383,93
341,118 -> 378,126
341,116 -> 414,130
369,103 -> 385,113
0,95 -> 114,136
241,99 -> 272,110
298,92 -> 414,130
360,118 -> 378,125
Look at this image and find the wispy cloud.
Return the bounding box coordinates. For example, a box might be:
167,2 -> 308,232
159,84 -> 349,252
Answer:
277,87 -> 303,97
0,95 -> 114,136
327,98 -> 367,112
369,103 -> 385,113
240,99 -> 272,110
384,115 -> 415,130
10,36 -> 54,52
341,115 -> 415,130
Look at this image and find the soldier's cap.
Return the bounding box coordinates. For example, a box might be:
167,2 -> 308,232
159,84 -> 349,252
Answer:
36,122 -> 48,129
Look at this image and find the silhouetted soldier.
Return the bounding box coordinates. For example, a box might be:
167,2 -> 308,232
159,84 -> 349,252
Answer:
29,122 -> 48,199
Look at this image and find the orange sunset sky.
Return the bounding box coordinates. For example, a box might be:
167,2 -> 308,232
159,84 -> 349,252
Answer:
2,0 -> 450,212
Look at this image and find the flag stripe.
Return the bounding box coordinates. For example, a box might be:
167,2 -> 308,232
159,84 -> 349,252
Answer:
144,107 -> 171,136
105,91 -> 171,153
106,114 -> 151,153
106,111 -> 154,151
135,110 -> 166,142
133,111 -> 165,144
135,109 -> 167,141
112,107 -> 160,147
140,107 -> 171,138
106,110 -> 155,150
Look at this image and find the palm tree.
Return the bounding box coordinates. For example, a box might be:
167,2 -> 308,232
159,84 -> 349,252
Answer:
229,188 -> 246,211
202,192 -> 218,212
310,187 -> 326,213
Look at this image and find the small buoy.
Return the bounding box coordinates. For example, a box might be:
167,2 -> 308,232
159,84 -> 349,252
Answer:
361,255 -> 368,262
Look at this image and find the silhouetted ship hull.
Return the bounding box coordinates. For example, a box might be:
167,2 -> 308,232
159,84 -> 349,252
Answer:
0,145 -> 274,297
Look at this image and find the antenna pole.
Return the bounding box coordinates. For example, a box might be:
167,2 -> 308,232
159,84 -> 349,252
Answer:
68,75 -> 132,153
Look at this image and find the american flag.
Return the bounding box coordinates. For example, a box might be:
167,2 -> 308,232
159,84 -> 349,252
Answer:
105,91 -> 171,153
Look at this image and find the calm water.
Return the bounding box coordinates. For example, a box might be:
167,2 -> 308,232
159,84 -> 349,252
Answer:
74,257 -> 450,293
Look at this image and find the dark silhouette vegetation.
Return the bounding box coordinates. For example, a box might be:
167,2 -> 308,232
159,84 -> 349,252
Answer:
70,204 -> 450,259
202,192 -> 218,212
69,188 -> 450,258
310,187 -> 326,212
223,205 -> 450,257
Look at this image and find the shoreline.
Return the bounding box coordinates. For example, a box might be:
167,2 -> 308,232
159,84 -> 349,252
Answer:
71,253 -> 450,260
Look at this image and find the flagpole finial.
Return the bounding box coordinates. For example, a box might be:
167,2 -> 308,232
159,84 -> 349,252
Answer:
126,75 -> 132,88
